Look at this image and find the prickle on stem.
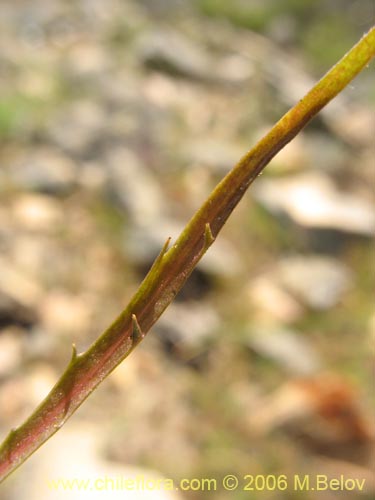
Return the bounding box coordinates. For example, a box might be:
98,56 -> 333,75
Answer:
148,237 -> 171,274
203,222 -> 215,251
131,314 -> 145,345
70,344 -> 78,363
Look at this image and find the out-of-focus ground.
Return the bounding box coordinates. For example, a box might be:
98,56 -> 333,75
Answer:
0,1 -> 374,499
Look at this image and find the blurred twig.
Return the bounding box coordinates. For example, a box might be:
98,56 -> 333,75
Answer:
0,26 -> 374,483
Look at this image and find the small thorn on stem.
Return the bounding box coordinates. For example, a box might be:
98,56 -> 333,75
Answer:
131,314 -> 145,345
149,237 -> 171,273
203,222 -> 215,251
71,344 -> 78,362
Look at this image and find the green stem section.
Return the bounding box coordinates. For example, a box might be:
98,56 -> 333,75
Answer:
1,26 -> 374,483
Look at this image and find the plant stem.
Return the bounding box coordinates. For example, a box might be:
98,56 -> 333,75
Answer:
1,26 -> 374,483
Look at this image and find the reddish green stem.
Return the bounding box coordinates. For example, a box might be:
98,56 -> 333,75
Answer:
1,26 -> 374,483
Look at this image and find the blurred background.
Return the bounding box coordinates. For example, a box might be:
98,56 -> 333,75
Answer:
0,1 -> 374,499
